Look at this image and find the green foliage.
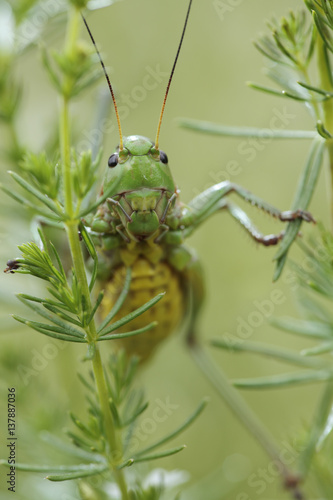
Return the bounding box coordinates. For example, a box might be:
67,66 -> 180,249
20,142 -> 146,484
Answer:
73,149 -> 102,199
254,10 -> 316,97
69,353 -> 206,466
20,152 -> 60,200
8,234 -> 164,345
0,350 -> 205,491
1,146 -> 106,222
256,10 -> 314,64
42,40 -> 102,99
305,0 -> 333,52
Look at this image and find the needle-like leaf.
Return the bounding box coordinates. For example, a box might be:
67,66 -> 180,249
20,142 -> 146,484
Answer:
79,222 -> 98,292
0,460 -> 107,478
16,295 -> 85,337
98,321 -> 157,341
270,317 -> 333,340
98,293 -> 164,337
233,370 -> 333,389
133,399 -> 207,458
9,171 -> 63,216
98,267 -> 132,332
127,445 -> 186,465
13,315 -> 85,343
273,138 -> 324,280
211,338 -> 326,368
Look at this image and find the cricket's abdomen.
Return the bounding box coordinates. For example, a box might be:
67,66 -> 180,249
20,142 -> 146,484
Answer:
100,258 -> 184,361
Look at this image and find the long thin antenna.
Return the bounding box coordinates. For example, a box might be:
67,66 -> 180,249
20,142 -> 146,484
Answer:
81,14 -> 124,151
155,0 -> 193,150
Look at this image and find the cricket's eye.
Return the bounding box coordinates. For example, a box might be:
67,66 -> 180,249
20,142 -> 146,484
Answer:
108,154 -> 119,168
160,151 -> 168,164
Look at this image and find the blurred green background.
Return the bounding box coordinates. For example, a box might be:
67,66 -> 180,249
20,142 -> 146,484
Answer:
0,0 -> 328,498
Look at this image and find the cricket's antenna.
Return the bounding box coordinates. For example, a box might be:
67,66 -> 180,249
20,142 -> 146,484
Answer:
155,0 -> 192,150
81,13 -> 124,151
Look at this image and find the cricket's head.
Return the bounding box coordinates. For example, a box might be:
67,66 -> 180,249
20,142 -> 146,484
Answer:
104,135 -> 175,193
103,135 -> 177,241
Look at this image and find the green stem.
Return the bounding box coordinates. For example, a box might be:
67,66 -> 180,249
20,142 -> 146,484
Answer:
60,96 -> 73,217
301,66 -> 321,121
65,6 -> 80,53
317,37 -> 333,227
295,45 -> 320,121
60,7 -> 129,499
92,348 -> 129,498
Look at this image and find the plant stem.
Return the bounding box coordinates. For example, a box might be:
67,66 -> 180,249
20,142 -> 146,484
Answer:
301,68 -> 321,121
317,37 -> 333,227
60,7 -> 129,498
60,96 -> 73,217
92,347 -> 129,498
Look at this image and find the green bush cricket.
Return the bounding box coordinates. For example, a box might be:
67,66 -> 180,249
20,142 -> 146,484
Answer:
83,0 -> 314,361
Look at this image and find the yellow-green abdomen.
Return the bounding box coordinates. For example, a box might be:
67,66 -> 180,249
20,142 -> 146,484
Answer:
100,258 -> 184,361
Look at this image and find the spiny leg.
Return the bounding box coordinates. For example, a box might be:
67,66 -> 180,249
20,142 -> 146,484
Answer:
221,200 -> 286,246
175,181 -> 315,231
179,198 -> 286,246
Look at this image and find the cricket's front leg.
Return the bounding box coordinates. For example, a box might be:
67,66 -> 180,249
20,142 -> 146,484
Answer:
167,181 -> 314,244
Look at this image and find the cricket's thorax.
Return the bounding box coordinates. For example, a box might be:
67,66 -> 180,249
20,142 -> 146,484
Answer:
113,188 -> 173,240
100,256 -> 185,361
